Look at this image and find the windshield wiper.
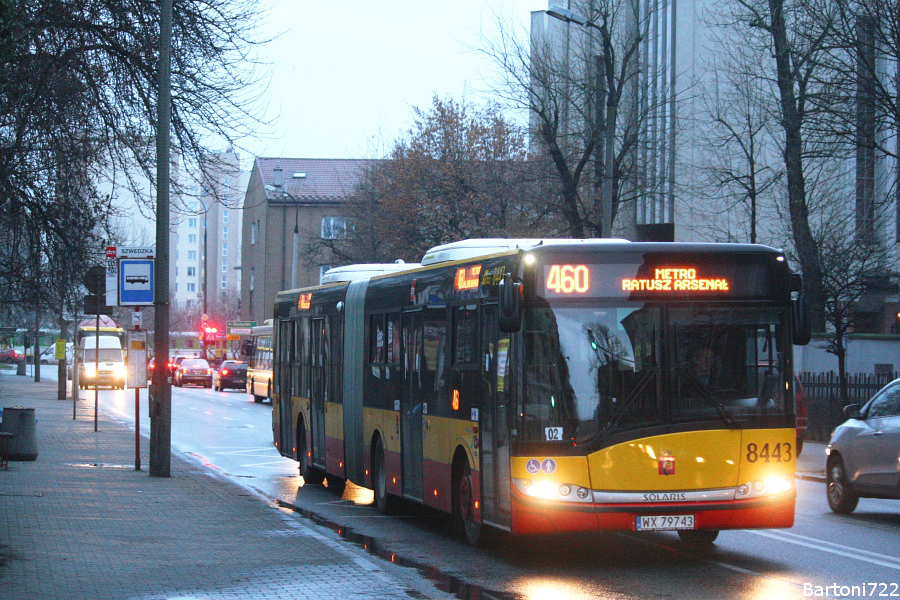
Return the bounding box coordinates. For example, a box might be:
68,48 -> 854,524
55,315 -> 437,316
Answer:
679,367 -> 738,428
593,366 -> 659,442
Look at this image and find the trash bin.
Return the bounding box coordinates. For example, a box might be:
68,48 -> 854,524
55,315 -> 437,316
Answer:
16,362 -> 25,376
0,406 -> 38,461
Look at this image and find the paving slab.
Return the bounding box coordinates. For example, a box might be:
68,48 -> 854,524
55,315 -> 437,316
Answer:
0,372 -> 452,600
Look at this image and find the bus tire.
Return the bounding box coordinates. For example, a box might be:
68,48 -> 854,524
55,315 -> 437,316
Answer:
826,455 -> 859,514
678,529 -> 719,546
372,436 -> 398,514
453,453 -> 482,547
298,421 -> 325,485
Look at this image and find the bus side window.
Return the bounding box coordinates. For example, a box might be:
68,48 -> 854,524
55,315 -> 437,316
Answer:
423,309 -> 449,417
370,315 -> 385,365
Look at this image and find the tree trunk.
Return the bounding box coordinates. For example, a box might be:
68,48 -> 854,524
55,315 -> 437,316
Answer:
767,0 -> 826,331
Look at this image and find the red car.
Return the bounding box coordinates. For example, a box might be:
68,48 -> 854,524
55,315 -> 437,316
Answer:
0,347 -> 24,364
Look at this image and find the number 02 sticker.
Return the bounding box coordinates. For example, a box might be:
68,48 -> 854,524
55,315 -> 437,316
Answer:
545,427 -> 563,441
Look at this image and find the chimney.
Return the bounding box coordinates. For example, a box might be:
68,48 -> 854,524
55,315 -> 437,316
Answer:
273,165 -> 283,187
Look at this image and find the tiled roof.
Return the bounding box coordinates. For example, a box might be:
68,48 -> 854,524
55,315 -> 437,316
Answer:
254,157 -> 373,203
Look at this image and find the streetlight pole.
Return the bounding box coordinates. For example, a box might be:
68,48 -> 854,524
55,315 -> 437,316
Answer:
547,4 -> 614,238
265,185 -> 300,289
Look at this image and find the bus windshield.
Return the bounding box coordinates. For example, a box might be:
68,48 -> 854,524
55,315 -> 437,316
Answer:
521,303 -> 790,447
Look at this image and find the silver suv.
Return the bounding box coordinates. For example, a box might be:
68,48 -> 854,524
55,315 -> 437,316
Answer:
826,378 -> 900,513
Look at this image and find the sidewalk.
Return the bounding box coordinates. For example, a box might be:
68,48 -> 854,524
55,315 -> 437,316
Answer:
796,439 -> 828,483
0,372 -> 452,600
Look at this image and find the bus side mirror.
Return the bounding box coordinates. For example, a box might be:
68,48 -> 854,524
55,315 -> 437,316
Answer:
499,273 -> 522,333
792,292 -> 811,346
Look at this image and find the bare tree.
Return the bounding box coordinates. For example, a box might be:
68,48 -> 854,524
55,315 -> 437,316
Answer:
307,96 -> 555,265
0,0 -> 269,323
717,0 -> 841,331
479,0 -> 660,238
688,23 -> 784,244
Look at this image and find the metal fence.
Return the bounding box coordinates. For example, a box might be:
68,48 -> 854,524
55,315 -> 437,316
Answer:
798,371 -> 899,441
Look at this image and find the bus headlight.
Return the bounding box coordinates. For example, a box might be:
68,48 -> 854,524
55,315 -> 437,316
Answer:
513,478 -> 592,503
765,475 -> 793,494
735,475 -> 793,499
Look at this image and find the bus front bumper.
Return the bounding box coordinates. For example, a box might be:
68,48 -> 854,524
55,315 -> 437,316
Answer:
509,490 -> 796,536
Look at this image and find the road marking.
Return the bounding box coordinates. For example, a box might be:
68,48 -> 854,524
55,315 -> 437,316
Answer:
747,530 -> 900,570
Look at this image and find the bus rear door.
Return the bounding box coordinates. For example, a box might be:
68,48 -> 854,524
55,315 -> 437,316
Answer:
401,310 -> 424,501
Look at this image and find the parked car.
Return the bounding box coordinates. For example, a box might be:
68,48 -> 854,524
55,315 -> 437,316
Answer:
0,347 -> 24,364
214,360 -> 247,392
173,358 -> 213,388
825,377 -> 900,514
33,343 -> 74,365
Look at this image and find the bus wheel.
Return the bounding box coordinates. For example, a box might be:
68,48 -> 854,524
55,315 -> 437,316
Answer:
298,423 -> 325,485
373,437 -> 397,514
454,458 -> 482,546
827,455 -> 859,514
678,529 -> 719,547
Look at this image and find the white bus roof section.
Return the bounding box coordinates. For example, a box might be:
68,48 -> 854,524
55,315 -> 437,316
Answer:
320,262 -> 421,284
420,238 -> 629,266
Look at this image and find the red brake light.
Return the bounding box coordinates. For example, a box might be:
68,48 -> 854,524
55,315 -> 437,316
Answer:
221,369 -> 229,376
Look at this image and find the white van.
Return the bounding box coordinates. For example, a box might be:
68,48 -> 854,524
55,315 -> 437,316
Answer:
78,336 -> 126,389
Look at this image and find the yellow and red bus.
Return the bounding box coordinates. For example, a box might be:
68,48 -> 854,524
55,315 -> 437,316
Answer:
245,321 -> 274,403
271,239 -> 811,546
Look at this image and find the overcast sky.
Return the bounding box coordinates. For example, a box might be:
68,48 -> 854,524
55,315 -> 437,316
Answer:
241,0 -> 548,163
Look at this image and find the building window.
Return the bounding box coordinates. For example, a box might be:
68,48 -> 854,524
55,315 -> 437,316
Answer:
188,234 -> 197,244
221,275 -> 227,289
222,263 -> 227,273
223,210 -> 229,224
250,267 -> 255,291
187,283 -> 196,292
321,216 -> 350,240
187,267 -> 196,277
223,225 -> 228,240
188,251 -> 197,260
188,217 -> 197,228
251,221 -> 257,245
222,242 -> 227,257
186,299 -> 194,309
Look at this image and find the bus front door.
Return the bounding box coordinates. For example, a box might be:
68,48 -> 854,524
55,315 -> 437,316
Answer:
401,310 -> 424,501
480,305 -> 512,528
277,320 -> 294,456
310,317 -> 328,468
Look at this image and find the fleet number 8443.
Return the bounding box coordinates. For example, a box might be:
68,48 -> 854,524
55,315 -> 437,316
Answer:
746,442 -> 792,463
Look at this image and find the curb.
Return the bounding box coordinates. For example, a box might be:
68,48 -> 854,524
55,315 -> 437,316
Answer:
796,473 -> 826,483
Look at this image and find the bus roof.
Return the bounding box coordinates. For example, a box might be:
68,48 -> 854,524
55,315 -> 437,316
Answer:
419,238 -> 629,266
320,261 -> 420,283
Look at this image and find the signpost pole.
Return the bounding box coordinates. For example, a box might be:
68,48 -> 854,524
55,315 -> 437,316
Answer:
134,309 -> 141,471
94,311 -> 99,432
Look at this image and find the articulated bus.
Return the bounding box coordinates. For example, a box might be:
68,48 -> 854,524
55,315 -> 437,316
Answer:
245,321 -> 274,403
271,239 -> 811,546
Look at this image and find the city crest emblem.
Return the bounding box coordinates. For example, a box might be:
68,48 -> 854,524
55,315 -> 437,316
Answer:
658,451 -> 675,475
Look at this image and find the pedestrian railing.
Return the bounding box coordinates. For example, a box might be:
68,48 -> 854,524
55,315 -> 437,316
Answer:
799,371 -> 899,441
